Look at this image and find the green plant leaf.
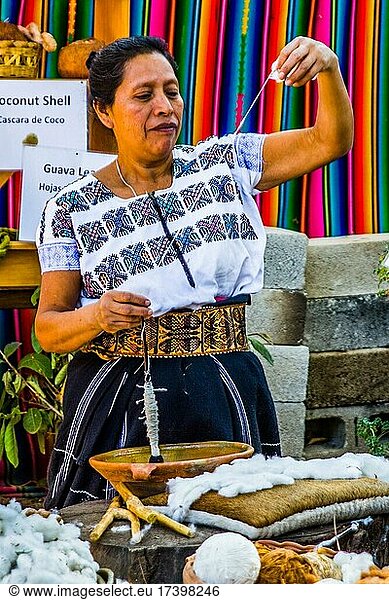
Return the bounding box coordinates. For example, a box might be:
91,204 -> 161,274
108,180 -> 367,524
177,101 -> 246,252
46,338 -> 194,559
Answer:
3,342 -> 21,359
0,420 -> 6,459
249,337 -> 274,365
37,430 -> 46,454
30,286 -> 41,307
249,331 -> 274,345
13,373 -> 23,395
2,371 -> 17,397
23,408 -> 43,434
26,375 -> 46,397
4,421 -> 19,468
0,386 -> 6,412
54,363 -> 68,387
18,353 -> 53,379
31,323 -> 42,353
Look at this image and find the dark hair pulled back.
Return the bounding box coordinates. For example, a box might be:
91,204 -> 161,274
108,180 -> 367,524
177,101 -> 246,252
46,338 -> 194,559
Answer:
87,36 -> 179,108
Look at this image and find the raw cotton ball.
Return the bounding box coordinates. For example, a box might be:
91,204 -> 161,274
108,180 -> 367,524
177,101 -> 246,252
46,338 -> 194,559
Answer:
20,513 -> 62,542
0,500 -> 101,584
0,555 -> 12,580
193,533 -> 261,584
333,551 -> 375,584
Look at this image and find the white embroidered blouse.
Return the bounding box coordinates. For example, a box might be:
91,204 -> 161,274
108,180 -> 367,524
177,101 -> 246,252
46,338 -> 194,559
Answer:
36,133 -> 267,317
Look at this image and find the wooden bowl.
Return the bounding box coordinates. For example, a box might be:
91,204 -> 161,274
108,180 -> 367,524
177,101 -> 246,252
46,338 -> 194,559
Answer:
89,441 -> 254,498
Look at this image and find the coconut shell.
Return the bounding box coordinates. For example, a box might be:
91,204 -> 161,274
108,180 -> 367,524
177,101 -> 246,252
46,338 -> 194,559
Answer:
0,21 -> 28,41
57,38 -> 105,78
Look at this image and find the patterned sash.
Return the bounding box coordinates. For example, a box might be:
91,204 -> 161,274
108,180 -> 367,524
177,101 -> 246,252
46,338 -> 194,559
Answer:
82,303 -> 248,359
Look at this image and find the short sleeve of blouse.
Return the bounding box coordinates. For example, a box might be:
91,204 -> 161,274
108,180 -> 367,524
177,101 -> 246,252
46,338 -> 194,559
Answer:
225,132 -> 266,192
36,195 -> 80,273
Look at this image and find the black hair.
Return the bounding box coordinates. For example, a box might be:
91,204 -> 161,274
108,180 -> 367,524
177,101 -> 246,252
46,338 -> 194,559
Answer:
87,36 -> 179,108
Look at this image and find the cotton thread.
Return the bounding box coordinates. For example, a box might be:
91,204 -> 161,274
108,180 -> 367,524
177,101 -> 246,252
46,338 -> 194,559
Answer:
115,159 -> 140,197
135,319 -> 165,462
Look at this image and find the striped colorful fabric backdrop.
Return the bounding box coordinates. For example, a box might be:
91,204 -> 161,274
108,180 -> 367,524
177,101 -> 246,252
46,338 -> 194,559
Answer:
0,0 -> 388,238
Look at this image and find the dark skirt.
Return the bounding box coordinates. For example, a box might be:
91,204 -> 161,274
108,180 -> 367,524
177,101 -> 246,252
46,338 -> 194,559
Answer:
44,350 -> 281,509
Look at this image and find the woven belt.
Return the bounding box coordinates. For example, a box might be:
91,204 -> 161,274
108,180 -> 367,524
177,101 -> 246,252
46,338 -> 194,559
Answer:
82,302 -> 248,360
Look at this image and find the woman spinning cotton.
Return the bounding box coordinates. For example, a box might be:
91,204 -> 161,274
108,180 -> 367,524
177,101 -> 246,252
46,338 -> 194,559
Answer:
35,35 -> 353,509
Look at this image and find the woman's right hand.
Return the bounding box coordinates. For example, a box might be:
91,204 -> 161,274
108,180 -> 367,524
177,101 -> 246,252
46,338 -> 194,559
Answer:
94,290 -> 153,334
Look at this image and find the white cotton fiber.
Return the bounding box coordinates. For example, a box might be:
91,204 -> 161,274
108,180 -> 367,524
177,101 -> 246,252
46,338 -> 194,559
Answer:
193,532 -> 261,584
0,500 -> 101,583
333,551 -> 375,584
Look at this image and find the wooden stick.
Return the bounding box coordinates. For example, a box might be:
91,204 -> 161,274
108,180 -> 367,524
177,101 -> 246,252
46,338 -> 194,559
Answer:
90,507 -> 116,542
90,495 -> 141,542
113,482 -> 195,538
90,506 -> 141,542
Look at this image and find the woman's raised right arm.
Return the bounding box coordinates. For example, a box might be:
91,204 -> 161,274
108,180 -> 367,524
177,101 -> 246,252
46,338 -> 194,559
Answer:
35,271 -> 152,354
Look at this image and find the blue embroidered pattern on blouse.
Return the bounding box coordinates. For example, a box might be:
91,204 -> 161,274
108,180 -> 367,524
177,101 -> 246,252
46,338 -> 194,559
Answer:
235,134 -> 263,172
157,191 -> 185,221
94,254 -> 128,288
180,182 -> 213,212
198,143 -> 231,170
38,242 -> 80,271
209,175 -> 236,203
173,157 -> 200,178
77,221 -> 109,252
57,189 -> 90,212
240,214 -> 258,239
147,235 -> 177,267
120,243 -> 154,275
52,208 -> 73,238
223,213 -> 240,239
130,196 -> 159,227
102,208 -> 135,237
197,214 -> 226,242
173,226 -> 202,254
79,181 -> 114,205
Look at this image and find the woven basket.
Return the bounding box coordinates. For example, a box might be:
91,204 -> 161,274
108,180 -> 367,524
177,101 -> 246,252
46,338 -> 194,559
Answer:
0,40 -> 42,78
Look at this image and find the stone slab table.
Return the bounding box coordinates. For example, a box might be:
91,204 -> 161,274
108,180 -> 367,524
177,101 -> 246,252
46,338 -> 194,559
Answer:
60,500 -> 389,583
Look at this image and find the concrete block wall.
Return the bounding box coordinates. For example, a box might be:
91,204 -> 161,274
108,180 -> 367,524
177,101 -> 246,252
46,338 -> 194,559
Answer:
247,228 -> 389,459
303,233 -> 389,458
247,227 -> 309,457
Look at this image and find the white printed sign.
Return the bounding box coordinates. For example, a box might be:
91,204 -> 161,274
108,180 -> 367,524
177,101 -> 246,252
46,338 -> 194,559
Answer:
0,80 -> 87,170
19,145 -> 116,241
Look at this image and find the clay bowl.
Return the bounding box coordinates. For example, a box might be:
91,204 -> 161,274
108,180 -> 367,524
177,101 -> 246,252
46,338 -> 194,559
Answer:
89,440 -> 254,498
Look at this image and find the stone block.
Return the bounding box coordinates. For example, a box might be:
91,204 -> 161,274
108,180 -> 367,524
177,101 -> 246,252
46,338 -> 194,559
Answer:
264,226 -> 308,290
253,345 -> 309,458
254,344 -> 310,404
305,232 -> 389,298
247,289 -> 306,345
304,403 -> 389,459
303,294 -> 389,351
275,401 -> 306,458
306,348 -> 389,409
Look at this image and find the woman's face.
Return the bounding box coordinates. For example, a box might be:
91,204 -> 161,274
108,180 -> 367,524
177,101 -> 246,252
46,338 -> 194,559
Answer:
102,52 -> 184,165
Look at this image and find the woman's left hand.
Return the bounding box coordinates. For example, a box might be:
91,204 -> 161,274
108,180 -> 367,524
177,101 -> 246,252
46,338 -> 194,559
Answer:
274,36 -> 338,87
